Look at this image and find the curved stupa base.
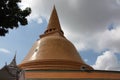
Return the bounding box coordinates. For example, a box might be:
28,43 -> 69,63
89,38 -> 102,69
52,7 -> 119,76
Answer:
19,59 -> 93,70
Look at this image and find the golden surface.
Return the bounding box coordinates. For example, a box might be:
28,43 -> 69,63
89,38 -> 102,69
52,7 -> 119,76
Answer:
22,35 -> 83,63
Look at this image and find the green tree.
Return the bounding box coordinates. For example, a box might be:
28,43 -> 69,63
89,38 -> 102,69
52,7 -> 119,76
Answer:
0,0 -> 31,36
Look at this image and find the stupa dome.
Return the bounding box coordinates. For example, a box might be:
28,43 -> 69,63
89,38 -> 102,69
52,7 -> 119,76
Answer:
19,6 -> 93,70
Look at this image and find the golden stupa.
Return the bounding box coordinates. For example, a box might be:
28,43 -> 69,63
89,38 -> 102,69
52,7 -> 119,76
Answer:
18,6 -> 120,80
19,6 -> 93,70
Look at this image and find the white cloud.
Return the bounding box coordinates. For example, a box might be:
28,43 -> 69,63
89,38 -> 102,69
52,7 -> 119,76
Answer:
84,59 -> 88,62
116,0 -> 120,5
0,48 -> 10,54
20,0 -> 120,53
96,26 -> 120,52
92,51 -> 120,71
21,0 -> 120,32
37,18 -> 43,24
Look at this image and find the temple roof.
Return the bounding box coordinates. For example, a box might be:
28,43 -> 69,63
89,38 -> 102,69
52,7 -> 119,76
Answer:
0,55 -> 21,80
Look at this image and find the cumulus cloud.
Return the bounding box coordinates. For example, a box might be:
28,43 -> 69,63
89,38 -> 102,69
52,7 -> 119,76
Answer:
76,25 -> 120,52
21,0 -> 120,31
0,48 -> 10,54
92,51 -> 120,71
97,26 -> 120,52
21,0 -> 120,53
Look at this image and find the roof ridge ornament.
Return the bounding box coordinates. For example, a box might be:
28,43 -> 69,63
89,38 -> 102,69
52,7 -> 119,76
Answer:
8,53 -> 17,67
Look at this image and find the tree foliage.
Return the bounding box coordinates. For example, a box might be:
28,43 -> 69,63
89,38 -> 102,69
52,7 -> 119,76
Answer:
0,0 -> 31,36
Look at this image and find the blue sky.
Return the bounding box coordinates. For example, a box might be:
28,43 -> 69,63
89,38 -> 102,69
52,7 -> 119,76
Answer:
0,0 -> 120,71
0,20 -> 46,68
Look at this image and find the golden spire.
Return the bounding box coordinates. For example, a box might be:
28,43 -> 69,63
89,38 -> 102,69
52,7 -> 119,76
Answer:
41,6 -> 64,37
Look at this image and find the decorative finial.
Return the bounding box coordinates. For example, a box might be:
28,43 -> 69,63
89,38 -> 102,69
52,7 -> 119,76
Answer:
53,4 -> 55,9
5,62 -> 7,66
8,51 -> 17,66
14,51 -> 17,60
